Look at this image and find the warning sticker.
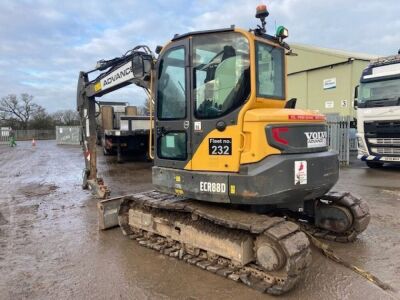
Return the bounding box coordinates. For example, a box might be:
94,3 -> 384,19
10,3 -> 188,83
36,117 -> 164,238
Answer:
294,161 -> 307,185
194,121 -> 202,131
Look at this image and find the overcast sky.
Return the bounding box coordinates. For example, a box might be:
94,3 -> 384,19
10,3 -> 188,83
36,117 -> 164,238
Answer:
1,0 -> 399,112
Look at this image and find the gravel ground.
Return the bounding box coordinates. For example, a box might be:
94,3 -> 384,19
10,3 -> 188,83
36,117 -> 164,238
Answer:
0,141 -> 399,299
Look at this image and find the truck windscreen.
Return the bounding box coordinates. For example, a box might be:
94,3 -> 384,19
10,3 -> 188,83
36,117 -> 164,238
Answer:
359,78 -> 400,107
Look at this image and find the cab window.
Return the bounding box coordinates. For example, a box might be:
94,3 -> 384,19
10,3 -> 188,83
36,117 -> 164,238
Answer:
256,42 -> 285,99
193,32 -> 250,119
157,47 -> 186,119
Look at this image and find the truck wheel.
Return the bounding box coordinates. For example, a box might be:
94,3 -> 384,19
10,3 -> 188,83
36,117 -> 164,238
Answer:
366,161 -> 384,168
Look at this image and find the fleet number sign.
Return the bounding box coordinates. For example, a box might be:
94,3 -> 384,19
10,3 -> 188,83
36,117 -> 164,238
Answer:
209,138 -> 232,155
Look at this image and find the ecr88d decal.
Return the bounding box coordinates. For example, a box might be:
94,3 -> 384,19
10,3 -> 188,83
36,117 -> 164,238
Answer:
208,138 -> 232,155
200,181 -> 227,193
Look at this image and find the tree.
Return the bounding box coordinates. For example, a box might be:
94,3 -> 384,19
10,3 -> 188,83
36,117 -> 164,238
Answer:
29,106 -> 54,130
51,109 -> 80,126
0,110 -> 19,128
0,94 -> 42,129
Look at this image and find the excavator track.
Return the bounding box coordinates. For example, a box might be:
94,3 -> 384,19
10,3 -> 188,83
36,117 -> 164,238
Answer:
295,191 -> 371,243
118,191 -> 311,295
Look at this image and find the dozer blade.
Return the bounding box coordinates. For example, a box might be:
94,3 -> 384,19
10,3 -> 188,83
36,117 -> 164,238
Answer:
97,196 -> 124,230
117,191 -> 311,295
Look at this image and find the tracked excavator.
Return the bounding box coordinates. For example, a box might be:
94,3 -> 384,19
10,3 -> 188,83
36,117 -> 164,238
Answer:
76,5 -> 370,295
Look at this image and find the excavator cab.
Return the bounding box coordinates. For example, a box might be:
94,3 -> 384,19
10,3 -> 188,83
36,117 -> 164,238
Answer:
154,30 -> 251,170
148,27 -> 339,207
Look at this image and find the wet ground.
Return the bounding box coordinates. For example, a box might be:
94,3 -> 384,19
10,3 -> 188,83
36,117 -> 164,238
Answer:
0,140 -> 399,300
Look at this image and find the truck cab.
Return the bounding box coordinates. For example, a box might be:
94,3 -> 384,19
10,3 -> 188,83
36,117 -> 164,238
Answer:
356,54 -> 400,167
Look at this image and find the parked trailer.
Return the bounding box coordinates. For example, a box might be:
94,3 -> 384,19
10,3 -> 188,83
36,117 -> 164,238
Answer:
96,103 -> 151,163
102,115 -> 151,162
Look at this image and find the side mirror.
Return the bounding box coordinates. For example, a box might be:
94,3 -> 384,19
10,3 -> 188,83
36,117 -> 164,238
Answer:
132,53 -> 144,78
353,85 -> 359,109
155,45 -> 163,54
354,85 -> 359,99
132,52 -> 152,79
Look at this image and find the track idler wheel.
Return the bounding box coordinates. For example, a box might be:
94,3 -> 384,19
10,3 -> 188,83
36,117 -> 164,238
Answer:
254,235 -> 286,271
315,202 -> 353,233
307,192 -> 371,242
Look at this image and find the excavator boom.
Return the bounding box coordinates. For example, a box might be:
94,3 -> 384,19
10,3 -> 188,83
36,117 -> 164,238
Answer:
77,46 -> 154,196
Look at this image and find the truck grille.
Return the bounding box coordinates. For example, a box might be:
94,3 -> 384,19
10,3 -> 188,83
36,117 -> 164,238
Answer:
364,121 -> 400,137
365,121 -> 400,156
370,147 -> 400,155
368,138 -> 400,146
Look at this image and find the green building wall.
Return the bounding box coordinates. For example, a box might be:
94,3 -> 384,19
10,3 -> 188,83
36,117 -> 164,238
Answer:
286,44 -> 375,117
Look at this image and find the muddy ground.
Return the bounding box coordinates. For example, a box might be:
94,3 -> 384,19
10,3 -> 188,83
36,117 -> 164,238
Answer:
0,140 -> 399,300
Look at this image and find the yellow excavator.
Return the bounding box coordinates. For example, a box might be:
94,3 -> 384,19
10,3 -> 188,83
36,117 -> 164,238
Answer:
77,5 -> 370,295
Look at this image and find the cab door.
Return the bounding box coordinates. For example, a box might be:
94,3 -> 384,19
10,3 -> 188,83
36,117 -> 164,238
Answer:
154,38 -> 192,170
189,31 -> 251,172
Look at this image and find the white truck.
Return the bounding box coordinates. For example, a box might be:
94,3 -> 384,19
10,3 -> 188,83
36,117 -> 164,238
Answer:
355,53 -> 400,168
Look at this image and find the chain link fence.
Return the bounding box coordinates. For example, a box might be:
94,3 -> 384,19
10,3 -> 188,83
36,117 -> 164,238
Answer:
15,130 -> 55,141
1,129 -> 55,142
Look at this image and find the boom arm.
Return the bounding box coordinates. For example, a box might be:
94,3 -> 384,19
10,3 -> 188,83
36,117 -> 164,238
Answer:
77,45 -> 155,197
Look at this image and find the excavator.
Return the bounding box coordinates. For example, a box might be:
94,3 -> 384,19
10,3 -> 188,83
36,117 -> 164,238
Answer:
76,5 -> 370,295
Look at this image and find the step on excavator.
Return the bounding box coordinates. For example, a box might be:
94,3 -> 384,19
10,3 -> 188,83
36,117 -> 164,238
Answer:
77,5 -> 370,295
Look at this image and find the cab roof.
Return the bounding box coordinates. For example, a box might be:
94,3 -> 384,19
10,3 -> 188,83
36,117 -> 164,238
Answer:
171,26 -> 281,44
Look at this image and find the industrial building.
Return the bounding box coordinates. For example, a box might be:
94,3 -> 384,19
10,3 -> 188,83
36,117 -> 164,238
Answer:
287,44 -> 378,117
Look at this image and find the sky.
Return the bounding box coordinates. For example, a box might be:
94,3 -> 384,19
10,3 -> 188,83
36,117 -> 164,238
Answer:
1,0 -> 400,112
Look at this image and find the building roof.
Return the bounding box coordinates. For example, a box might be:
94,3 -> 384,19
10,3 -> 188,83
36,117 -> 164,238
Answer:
291,43 -> 380,61
287,43 -> 380,74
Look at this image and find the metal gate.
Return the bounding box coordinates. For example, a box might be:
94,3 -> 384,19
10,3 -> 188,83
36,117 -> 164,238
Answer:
326,114 -> 355,166
56,126 -> 81,145
0,128 -> 11,144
